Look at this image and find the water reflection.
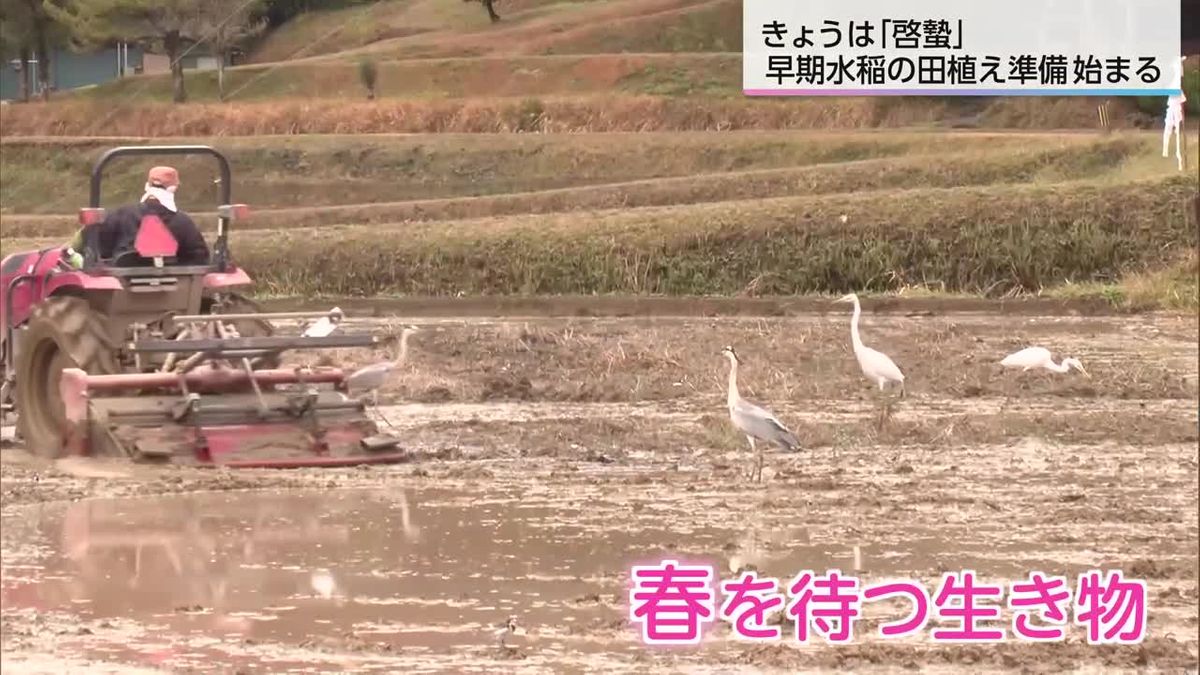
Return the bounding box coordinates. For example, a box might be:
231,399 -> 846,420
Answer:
6,486 -> 620,654
51,491 -> 372,636
1,484 -> 1026,671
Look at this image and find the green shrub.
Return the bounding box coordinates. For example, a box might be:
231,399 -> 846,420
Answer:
1134,60 -> 1200,117
358,58 -> 378,100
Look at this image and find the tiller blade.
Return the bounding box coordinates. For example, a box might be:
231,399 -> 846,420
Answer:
59,366 -> 406,468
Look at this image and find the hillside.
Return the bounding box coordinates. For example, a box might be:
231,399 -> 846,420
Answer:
2,130 -> 1195,307
36,0 -> 1197,130
0,132 -> 1164,216
249,0 -> 741,63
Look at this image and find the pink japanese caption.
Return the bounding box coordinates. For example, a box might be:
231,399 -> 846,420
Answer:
628,560 -> 1147,646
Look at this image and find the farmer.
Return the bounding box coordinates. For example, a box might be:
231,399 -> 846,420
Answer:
65,165 -> 210,267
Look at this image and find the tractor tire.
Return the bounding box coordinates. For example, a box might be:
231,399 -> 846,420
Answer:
201,292 -> 281,370
14,296 -> 119,459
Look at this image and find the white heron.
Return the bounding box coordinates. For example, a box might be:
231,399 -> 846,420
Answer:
835,293 -> 906,391
1000,346 -> 1089,376
310,568 -> 337,599
835,293 -> 906,427
720,346 -> 802,483
302,308 -> 343,338
397,489 -> 421,543
344,325 -> 421,403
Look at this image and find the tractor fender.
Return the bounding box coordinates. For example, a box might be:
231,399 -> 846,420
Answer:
5,276 -> 117,379
2,248 -> 76,340
44,273 -> 123,297
203,266 -> 253,290
4,273 -> 120,360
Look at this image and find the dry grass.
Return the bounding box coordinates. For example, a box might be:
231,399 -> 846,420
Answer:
0,96 -> 1153,138
0,130 -> 1127,214
1049,249 -> 1200,312
279,313 -> 1197,408
1,130 -> 1191,309
249,0 -> 628,63
6,176 -> 1193,304
81,53 -> 743,102
251,0 -> 726,63
391,408 -> 1197,455
0,138 -> 1155,235
4,176 -> 1172,299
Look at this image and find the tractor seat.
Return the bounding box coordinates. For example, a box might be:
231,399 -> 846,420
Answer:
111,249 -> 178,268
110,212 -> 180,268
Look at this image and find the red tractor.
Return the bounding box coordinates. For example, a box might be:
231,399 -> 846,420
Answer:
0,145 -> 404,468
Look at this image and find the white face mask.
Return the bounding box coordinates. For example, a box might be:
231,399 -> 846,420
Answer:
141,183 -> 178,213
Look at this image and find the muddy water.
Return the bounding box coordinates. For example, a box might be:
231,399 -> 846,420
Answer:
0,484 -> 941,669
2,487 -> 655,671
4,464 -> 1197,673
1,487 -> 747,671
2,307 -> 1197,672
0,484 -> 1087,673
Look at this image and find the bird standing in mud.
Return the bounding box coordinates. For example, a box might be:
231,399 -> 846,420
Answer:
720,346 -> 802,483
344,325 -> 421,405
1000,346 -> 1089,376
494,616 -> 525,650
834,293 -> 906,428
998,346 -> 1089,404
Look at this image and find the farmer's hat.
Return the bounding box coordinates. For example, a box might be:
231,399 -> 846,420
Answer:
141,165 -> 180,213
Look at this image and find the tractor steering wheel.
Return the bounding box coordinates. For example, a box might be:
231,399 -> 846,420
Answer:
112,250 -> 155,268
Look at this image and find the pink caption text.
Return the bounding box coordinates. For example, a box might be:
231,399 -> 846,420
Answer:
628,560 -> 1147,646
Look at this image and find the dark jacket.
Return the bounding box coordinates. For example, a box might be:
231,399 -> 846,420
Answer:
76,200 -> 210,266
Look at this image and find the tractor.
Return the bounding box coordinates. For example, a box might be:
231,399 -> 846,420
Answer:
0,145 -> 405,468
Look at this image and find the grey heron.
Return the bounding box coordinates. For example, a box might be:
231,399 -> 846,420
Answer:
720,346 -> 801,483
345,325 -> 421,404
494,616 -> 523,649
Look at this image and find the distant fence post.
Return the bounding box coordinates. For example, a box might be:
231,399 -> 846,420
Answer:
1180,118 -> 1188,171
1181,105 -> 1189,171
1096,99 -> 1111,133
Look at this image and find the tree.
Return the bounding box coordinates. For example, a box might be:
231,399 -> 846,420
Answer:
256,0 -> 371,29
0,0 -> 34,101
357,56 -> 376,99
2,0 -> 63,100
29,0 -> 63,98
461,0 -> 499,23
48,0 -> 207,103
193,0 -> 266,101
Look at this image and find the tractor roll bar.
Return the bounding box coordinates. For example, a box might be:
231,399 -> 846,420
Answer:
90,145 -> 235,271
90,145 -> 232,207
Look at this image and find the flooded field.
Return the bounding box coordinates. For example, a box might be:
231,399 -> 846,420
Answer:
2,303 -> 1197,673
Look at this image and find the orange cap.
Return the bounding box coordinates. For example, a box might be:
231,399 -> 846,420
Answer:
147,166 -> 180,189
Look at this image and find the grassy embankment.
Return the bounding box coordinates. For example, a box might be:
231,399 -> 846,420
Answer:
1,132 -> 1194,309
0,132 -> 1148,216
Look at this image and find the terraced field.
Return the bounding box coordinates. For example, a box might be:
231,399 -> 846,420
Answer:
2,130 -> 1195,302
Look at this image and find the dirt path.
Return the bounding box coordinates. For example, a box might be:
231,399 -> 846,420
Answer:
2,307 -> 1196,672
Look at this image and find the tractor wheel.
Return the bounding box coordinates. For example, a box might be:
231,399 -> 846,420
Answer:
201,292 -> 281,369
14,296 -> 119,459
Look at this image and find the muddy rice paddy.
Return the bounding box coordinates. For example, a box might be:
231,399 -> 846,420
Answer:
2,300 -> 1197,673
